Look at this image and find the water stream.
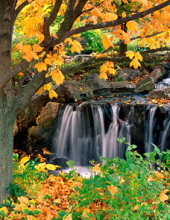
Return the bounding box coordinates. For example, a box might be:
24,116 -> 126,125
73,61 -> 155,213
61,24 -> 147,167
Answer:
52,102 -> 167,166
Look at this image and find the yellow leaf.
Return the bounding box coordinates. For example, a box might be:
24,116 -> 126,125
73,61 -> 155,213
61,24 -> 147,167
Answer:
130,58 -> 141,69
99,71 -> 108,80
49,90 -> 58,99
20,156 -> 30,165
64,38 -> 73,46
122,12 -> 126,17
126,21 -> 138,31
71,33 -> 81,38
102,35 -> 113,50
44,57 -> 53,65
71,40 -> 83,54
125,51 -> 134,59
46,164 -> 60,170
51,69 -> 65,85
92,163 -> 100,172
34,62 -> 47,72
134,52 -> 143,61
159,191 -> 168,202
107,185 -> 118,195
35,163 -> 46,172
108,68 -> 116,75
43,83 -> 52,91
36,87 -> 43,95
100,64 -> 107,73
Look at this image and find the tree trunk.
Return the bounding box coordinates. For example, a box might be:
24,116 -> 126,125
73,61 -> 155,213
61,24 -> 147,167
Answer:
0,94 -> 17,203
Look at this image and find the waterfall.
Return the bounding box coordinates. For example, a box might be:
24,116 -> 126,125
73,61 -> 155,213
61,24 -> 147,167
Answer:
52,102 -> 133,166
52,102 -> 170,166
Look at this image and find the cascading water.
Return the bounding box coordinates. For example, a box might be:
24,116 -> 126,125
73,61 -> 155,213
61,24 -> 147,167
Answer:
52,101 -> 170,167
52,102 -> 134,166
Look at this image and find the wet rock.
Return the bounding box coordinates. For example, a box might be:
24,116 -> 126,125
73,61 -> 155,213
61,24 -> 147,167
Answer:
56,80 -> 93,102
150,67 -> 165,82
27,102 -> 60,151
111,81 -> 136,93
148,87 -> 170,99
19,92 -> 50,129
135,76 -> 155,93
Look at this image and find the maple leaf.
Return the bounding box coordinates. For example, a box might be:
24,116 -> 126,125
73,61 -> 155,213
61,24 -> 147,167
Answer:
71,40 -> 83,53
134,52 -> 143,61
49,90 -> 58,99
126,21 -> 139,31
51,69 -> 65,85
34,62 -> 47,72
99,71 -> 108,80
130,58 -> 141,69
107,185 -> 118,195
126,51 -> 134,59
102,35 -> 113,50
33,44 -> 43,52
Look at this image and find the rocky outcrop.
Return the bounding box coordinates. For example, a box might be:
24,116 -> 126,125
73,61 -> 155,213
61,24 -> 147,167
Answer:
111,81 -> 136,93
135,76 -> 155,93
26,102 -> 60,152
81,73 -> 111,95
55,80 -> 93,102
148,87 -> 170,99
116,68 -> 141,81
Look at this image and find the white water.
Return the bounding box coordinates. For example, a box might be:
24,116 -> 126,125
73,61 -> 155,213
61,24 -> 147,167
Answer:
53,103 -> 133,166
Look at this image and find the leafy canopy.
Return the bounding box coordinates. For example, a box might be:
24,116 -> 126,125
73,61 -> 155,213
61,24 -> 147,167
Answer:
10,0 -> 170,99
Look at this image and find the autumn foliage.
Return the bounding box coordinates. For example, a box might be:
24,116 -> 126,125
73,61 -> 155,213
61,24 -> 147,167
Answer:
1,141 -> 170,219
11,0 -> 170,100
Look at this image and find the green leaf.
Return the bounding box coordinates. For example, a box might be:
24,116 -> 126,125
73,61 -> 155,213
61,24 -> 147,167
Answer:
66,160 -> 74,168
33,209 -> 42,215
22,208 -> 33,215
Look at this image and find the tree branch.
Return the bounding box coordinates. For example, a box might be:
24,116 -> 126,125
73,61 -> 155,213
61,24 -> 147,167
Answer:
0,60 -> 29,88
14,0 -> 29,21
61,47 -> 170,76
59,0 -> 170,39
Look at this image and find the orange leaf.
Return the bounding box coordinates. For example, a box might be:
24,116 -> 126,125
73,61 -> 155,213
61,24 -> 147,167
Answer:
33,44 -> 43,52
92,163 -> 100,172
51,69 -> 65,85
125,51 -> 134,59
126,21 -> 138,31
102,35 -> 113,50
34,62 -> 47,72
159,191 -> 168,202
107,185 -> 118,195
49,90 -> 58,99
155,171 -> 164,180
99,71 -> 108,80
130,58 -> 141,69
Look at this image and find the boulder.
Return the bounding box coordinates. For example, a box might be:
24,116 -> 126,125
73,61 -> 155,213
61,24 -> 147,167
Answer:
56,80 -> 93,102
135,76 -> 155,93
26,102 -> 60,151
116,68 -> 141,80
110,81 -> 136,93
81,73 -> 111,95
148,87 -> 170,99
150,67 -> 165,82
